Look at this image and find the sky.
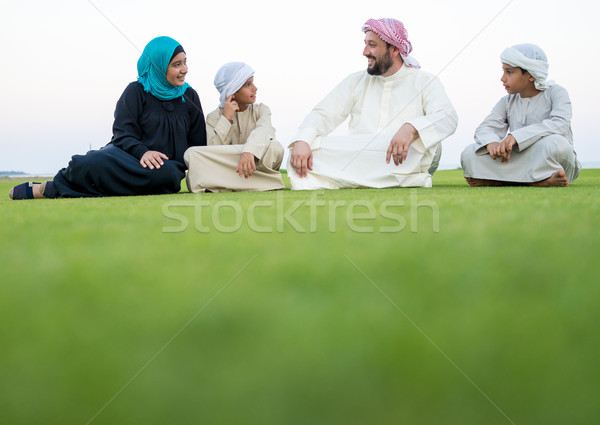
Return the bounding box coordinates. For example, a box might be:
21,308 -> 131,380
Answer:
1,0 -> 598,175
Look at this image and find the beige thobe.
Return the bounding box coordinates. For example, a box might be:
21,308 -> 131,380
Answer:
287,64 -> 458,190
184,103 -> 284,192
461,84 -> 580,183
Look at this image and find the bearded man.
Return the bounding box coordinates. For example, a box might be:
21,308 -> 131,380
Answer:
288,18 -> 458,189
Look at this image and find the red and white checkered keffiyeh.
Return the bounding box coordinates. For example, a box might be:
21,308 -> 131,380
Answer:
362,18 -> 420,69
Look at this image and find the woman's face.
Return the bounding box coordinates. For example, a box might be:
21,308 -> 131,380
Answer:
166,52 -> 188,87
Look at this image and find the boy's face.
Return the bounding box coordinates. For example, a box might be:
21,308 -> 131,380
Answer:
500,63 -> 536,96
233,77 -> 257,106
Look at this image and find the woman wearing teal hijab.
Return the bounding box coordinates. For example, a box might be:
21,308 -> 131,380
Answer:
9,36 -> 206,199
137,36 -> 190,102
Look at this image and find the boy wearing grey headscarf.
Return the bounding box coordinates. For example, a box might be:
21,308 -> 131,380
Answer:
184,62 -> 284,192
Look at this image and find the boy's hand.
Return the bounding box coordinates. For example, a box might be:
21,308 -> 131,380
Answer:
223,95 -> 239,121
498,134 -> 517,163
486,142 -> 501,160
236,152 -> 257,178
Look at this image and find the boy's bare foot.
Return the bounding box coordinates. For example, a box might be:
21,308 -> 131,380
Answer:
466,171 -> 568,188
530,170 -> 569,187
465,177 -> 505,187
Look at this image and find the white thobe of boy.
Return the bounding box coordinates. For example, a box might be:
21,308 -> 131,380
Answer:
184,103 -> 284,192
461,84 -> 581,183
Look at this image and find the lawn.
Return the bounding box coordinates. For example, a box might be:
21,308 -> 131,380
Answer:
1,169 -> 599,424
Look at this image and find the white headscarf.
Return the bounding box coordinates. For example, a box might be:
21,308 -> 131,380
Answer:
214,62 -> 255,108
500,44 -> 554,90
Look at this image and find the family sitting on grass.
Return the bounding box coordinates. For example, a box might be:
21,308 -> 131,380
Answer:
8,18 -> 580,200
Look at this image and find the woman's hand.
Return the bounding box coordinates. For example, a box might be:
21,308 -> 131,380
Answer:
140,150 -> 169,169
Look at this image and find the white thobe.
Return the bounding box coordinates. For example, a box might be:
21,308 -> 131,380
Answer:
287,64 -> 458,189
184,103 -> 284,192
461,84 -> 581,183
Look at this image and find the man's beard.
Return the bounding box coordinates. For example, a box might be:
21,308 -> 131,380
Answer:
367,49 -> 394,75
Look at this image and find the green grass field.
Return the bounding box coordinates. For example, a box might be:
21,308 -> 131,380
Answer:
1,169 -> 599,424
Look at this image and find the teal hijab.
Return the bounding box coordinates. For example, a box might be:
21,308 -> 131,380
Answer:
137,36 -> 190,101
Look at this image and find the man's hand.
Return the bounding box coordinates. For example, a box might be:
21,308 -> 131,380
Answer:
140,150 -> 169,169
498,134 -> 517,163
386,123 -> 418,166
236,152 -> 257,178
290,141 -> 313,178
486,142 -> 501,160
223,95 -> 239,121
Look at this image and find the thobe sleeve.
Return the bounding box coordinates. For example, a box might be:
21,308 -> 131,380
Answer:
291,74 -> 356,148
242,104 -> 276,159
206,109 -> 233,146
186,89 -> 207,148
473,98 -> 509,154
407,75 -> 458,152
110,83 -> 148,160
511,86 -> 572,151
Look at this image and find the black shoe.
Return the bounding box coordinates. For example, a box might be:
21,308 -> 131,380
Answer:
40,181 -> 58,198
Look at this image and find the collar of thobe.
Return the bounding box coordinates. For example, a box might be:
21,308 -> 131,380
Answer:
374,63 -> 412,81
516,91 -> 543,102
227,104 -> 254,123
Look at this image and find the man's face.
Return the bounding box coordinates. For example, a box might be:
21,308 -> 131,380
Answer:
363,31 -> 393,76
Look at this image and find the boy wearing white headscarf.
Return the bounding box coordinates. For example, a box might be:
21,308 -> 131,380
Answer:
461,44 -> 580,187
184,62 -> 284,192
